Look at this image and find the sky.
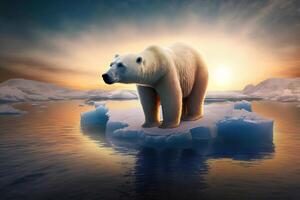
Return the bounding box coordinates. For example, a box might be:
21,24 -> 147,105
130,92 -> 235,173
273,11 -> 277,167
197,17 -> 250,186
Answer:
0,0 -> 299,90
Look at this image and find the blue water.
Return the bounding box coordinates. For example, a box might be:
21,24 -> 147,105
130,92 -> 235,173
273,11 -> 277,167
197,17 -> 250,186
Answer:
0,100 -> 299,200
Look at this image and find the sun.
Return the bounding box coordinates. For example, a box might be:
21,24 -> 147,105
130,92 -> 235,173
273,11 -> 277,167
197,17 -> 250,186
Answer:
212,65 -> 232,88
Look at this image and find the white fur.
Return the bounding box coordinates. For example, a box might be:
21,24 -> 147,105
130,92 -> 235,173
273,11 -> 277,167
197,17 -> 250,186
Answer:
104,43 -> 209,128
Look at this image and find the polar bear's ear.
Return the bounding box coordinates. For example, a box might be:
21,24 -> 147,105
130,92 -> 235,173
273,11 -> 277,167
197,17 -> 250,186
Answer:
136,56 -> 143,64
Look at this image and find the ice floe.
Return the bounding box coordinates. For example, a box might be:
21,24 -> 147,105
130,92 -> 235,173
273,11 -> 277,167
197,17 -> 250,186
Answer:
80,101 -> 273,148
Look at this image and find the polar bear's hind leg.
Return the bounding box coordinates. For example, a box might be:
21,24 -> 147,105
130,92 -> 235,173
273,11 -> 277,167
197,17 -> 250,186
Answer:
181,68 -> 208,121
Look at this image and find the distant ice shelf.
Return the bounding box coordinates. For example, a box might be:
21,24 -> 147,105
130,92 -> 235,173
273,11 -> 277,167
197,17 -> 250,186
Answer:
243,77 -> 300,102
1,78 -> 299,103
0,104 -> 27,115
80,101 -> 273,148
0,78 -> 137,103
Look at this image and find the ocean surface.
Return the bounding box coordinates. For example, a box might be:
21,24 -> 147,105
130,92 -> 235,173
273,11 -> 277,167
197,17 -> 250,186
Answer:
0,100 -> 299,200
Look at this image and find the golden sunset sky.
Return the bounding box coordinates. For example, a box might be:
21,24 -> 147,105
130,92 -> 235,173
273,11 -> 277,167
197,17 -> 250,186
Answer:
0,0 -> 299,90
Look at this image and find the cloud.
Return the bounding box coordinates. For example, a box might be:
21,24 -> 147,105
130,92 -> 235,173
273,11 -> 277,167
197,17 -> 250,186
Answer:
280,65 -> 300,77
0,0 -> 299,89
0,55 -> 93,75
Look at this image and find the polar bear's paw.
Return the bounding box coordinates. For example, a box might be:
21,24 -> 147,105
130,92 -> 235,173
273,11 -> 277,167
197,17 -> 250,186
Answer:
142,121 -> 161,128
181,114 -> 203,121
158,122 -> 180,129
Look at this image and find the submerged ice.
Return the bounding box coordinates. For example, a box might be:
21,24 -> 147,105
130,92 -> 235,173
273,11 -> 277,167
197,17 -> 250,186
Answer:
80,101 -> 273,148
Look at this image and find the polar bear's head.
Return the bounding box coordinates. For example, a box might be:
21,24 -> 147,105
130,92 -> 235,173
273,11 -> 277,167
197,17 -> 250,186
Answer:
102,54 -> 144,85
102,46 -> 165,86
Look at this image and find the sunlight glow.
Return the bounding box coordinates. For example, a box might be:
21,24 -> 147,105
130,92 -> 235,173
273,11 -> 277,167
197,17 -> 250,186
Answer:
212,65 -> 233,89
2,20 -> 288,91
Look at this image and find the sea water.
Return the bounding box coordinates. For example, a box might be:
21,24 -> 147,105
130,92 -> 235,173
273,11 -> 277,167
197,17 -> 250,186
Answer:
0,100 -> 299,200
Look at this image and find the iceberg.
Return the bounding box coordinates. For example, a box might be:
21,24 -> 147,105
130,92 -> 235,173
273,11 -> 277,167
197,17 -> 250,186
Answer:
0,104 -> 27,115
80,101 -> 273,148
243,78 -> 300,102
80,105 -> 109,128
217,109 -> 273,142
233,100 -> 252,111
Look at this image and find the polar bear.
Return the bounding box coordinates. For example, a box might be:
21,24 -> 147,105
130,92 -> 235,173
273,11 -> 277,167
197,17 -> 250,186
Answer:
102,43 -> 208,128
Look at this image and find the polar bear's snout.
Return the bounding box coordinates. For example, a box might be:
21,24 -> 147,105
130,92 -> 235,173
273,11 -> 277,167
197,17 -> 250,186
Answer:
102,73 -> 114,84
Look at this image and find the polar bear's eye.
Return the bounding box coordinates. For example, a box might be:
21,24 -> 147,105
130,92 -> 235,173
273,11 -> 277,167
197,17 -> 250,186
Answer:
117,63 -> 125,68
136,56 -> 142,64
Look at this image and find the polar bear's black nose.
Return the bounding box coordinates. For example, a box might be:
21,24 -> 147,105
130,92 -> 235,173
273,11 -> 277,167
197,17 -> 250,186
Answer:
102,73 -> 113,84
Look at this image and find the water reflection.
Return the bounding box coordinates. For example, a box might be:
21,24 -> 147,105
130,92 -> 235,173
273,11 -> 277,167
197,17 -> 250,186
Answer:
133,148 -> 209,199
81,125 -> 111,148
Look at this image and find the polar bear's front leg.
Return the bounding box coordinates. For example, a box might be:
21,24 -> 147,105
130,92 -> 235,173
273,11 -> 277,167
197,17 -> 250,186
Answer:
156,74 -> 182,129
137,86 -> 161,128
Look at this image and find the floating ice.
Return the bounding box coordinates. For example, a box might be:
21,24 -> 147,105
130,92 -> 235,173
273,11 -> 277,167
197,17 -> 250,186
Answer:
80,102 -> 273,148
94,101 -> 106,108
78,102 -> 85,107
233,100 -> 252,111
80,105 -> 109,128
0,104 -> 27,115
217,109 -> 273,142
206,91 -> 251,101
